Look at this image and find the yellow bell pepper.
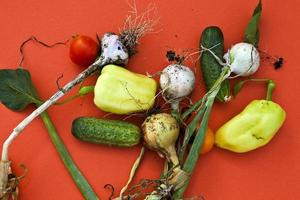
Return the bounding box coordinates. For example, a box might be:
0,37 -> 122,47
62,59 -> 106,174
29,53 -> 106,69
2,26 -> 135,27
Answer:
215,100 -> 286,153
94,65 -> 157,114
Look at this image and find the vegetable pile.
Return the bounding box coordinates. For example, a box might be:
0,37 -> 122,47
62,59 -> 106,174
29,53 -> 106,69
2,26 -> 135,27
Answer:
0,1 -> 287,199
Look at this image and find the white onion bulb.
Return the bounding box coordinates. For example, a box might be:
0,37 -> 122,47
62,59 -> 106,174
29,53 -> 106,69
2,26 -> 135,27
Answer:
224,42 -> 260,77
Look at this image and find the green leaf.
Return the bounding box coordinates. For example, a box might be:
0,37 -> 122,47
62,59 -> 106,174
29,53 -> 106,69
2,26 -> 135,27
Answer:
233,80 -> 247,97
244,0 -> 262,46
0,68 -> 41,111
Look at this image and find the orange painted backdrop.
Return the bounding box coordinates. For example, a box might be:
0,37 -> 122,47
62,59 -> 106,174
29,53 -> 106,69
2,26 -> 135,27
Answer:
0,0 -> 299,199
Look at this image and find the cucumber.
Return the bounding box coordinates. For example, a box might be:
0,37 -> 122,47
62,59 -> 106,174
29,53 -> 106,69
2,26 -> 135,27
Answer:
72,117 -> 141,147
200,26 -> 230,102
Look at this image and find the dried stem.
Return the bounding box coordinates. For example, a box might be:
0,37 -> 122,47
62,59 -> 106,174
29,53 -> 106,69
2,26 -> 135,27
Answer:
118,147 -> 145,199
200,44 -> 227,66
104,184 -> 115,200
0,161 -> 11,199
19,36 -> 68,67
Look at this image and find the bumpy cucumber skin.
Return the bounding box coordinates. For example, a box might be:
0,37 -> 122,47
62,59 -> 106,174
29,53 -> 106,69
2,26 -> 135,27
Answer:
72,117 -> 141,147
200,26 -> 230,102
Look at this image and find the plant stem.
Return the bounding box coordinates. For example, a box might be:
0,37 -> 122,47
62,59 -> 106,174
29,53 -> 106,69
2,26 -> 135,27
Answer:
181,66 -> 231,121
266,80 -> 275,101
173,67 -> 231,199
0,161 -> 10,199
172,93 -> 217,199
39,110 -> 99,200
181,98 -> 204,120
118,147 -> 145,199
179,67 -> 231,162
55,86 -> 95,105
178,106 -> 206,164
171,108 -> 181,123
55,94 -> 82,105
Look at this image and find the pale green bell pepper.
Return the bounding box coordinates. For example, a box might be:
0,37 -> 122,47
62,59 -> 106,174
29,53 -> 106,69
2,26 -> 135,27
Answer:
94,65 -> 157,114
215,80 -> 286,153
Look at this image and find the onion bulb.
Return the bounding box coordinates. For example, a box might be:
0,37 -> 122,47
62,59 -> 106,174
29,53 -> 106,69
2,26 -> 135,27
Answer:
224,42 -> 260,76
142,113 -> 179,166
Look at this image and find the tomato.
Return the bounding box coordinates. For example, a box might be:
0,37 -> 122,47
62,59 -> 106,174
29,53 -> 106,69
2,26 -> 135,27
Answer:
69,35 -> 99,67
189,123 -> 215,154
199,127 -> 214,154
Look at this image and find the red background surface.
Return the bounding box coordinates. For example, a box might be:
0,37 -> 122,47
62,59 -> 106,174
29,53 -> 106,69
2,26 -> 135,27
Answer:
0,0 -> 299,199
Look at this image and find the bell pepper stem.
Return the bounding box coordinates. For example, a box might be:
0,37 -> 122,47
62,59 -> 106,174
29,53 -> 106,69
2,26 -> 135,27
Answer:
266,80 -> 276,101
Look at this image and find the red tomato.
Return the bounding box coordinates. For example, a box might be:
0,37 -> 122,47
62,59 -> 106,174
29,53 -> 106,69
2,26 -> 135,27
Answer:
69,35 -> 99,67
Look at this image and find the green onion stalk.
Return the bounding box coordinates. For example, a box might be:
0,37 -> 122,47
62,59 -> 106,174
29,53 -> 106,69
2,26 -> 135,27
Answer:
172,66 -> 231,199
37,99 -> 99,200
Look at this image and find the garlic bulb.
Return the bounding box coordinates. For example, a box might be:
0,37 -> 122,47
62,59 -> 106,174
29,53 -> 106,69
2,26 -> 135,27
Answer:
160,64 -> 195,109
95,33 -> 129,66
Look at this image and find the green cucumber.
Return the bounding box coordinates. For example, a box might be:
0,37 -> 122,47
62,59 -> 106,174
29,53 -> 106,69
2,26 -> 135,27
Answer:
200,26 -> 231,102
72,117 -> 141,147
